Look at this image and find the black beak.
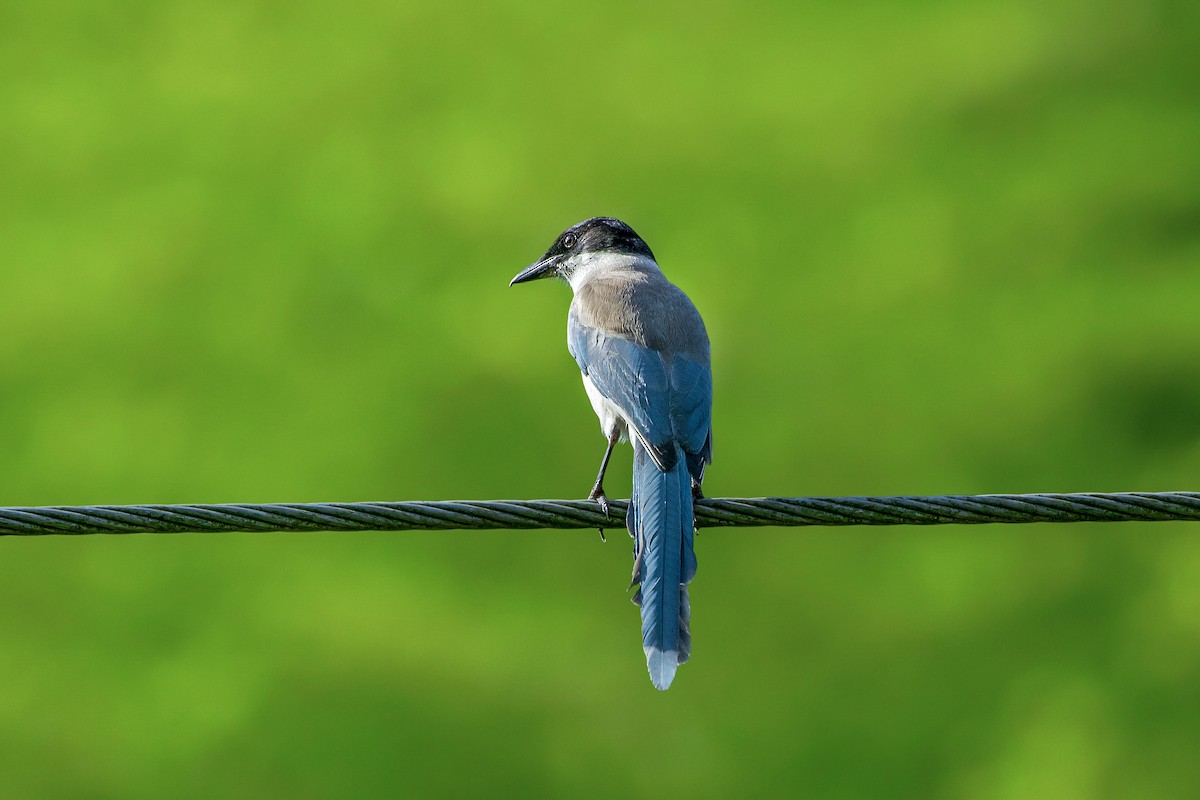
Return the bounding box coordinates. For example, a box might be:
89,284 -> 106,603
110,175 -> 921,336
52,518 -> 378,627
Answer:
509,255 -> 561,286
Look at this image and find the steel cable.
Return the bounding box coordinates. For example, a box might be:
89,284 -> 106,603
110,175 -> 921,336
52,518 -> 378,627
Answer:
2,492 -> 1198,536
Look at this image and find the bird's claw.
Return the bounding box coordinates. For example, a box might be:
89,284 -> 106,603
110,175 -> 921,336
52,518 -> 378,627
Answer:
588,485 -> 611,542
588,487 -> 611,519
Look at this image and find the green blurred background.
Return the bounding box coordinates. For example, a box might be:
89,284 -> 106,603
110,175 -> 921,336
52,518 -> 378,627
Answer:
2,0 -> 1200,796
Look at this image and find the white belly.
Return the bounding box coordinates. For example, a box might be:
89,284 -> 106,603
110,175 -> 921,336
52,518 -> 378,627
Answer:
582,374 -> 630,443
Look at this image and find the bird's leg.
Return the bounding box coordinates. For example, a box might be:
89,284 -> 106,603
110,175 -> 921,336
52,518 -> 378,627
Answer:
588,430 -> 621,520
691,476 -> 705,537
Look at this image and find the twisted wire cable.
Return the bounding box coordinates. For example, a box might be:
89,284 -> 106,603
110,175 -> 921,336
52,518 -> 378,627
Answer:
1,492 -> 1199,536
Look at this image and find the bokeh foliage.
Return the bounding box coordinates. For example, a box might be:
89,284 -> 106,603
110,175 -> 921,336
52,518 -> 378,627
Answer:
2,0 -> 1200,796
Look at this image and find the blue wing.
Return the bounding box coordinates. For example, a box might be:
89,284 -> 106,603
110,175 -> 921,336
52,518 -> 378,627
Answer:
568,314 -> 677,469
567,314 -> 712,472
668,352 -> 713,465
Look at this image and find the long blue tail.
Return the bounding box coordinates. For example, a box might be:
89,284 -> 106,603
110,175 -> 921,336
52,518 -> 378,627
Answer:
628,439 -> 698,690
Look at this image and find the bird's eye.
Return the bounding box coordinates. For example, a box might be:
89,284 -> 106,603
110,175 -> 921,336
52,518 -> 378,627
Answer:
561,233 -> 577,249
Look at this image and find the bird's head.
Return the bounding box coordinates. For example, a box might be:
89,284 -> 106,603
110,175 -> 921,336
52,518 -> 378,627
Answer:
509,217 -> 655,287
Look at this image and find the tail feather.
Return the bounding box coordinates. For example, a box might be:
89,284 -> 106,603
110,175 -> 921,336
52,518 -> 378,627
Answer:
628,438 -> 696,690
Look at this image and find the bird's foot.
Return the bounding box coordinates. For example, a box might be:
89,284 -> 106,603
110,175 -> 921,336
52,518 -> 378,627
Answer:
691,478 -> 705,501
588,484 -> 611,519
588,484 -> 610,542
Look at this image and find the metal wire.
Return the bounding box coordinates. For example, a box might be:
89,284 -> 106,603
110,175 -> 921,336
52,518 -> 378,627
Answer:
1,492 -> 1198,536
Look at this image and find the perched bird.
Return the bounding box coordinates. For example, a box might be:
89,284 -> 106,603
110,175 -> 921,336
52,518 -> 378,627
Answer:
510,217 -> 713,690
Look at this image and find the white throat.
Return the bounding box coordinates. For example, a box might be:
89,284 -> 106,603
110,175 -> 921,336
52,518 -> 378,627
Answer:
566,252 -> 660,294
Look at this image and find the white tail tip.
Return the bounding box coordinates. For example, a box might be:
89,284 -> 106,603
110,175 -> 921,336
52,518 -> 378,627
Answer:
645,647 -> 679,690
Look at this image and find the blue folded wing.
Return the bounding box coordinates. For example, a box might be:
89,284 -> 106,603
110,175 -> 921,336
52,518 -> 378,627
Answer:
668,353 -> 713,460
568,315 -> 678,469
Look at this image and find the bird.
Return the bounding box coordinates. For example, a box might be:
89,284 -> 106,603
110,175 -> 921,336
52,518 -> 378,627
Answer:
510,217 -> 712,690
